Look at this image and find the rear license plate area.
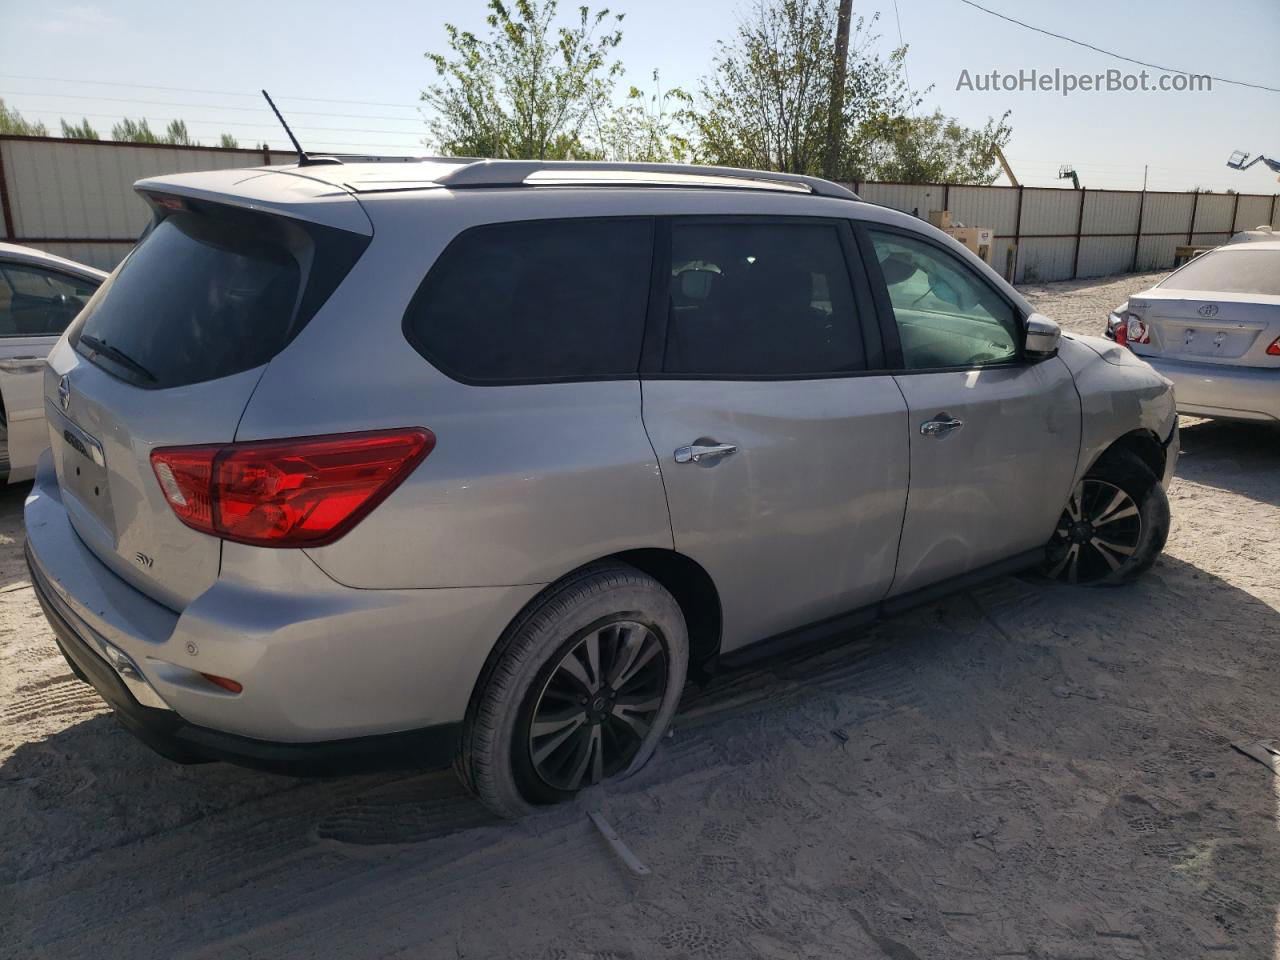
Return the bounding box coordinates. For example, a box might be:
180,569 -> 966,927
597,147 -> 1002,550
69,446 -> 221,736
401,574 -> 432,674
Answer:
48,405 -> 116,531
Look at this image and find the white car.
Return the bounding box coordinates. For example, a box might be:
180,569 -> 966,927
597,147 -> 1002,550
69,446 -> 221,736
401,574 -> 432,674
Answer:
1106,239 -> 1280,423
0,243 -> 106,481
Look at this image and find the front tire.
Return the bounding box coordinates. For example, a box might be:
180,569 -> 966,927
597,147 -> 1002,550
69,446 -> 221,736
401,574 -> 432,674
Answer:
457,562 -> 688,819
1042,449 -> 1170,586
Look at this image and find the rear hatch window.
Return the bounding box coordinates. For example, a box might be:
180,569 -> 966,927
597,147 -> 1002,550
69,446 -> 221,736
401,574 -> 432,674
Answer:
70,197 -> 368,389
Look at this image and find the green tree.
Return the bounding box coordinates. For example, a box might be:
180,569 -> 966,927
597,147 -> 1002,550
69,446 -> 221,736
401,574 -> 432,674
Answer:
111,117 -> 203,146
219,132 -> 240,149
111,117 -> 161,143
595,70 -> 691,162
60,118 -> 100,139
163,119 -> 195,146
685,0 -> 1010,184
0,99 -> 50,136
423,0 -> 624,159
686,0 -> 914,177
863,109 -> 1013,184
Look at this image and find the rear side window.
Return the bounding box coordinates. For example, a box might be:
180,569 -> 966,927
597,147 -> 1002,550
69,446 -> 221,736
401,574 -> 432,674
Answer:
662,221 -> 865,376
1159,248 -> 1280,296
71,200 -> 368,389
404,218 -> 653,383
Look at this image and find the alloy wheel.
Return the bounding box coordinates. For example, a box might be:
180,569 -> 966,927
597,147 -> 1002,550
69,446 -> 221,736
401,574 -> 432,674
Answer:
1046,478 -> 1143,584
527,620 -> 668,792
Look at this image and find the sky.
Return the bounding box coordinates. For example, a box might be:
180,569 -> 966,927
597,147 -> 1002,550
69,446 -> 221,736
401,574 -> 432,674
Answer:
0,0 -> 1277,193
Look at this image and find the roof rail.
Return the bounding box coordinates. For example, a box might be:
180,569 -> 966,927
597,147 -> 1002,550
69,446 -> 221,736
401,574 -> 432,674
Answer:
316,153 -> 486,165
434,160 -> 860,201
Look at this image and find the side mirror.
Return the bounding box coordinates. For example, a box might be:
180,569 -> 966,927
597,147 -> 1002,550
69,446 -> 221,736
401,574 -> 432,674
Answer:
1024,313 -> 1061,358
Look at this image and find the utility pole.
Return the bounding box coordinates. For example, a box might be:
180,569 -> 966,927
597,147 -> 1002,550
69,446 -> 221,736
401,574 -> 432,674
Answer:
823,0 -> 854,180
994,146 -> 1019,187
1142,164 -> 1148,191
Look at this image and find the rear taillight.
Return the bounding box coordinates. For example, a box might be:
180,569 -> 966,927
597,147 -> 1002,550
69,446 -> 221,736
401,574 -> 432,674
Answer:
1115,315 -> 1149,347
1267,335 -> 1280,356
151,428 -> 434,547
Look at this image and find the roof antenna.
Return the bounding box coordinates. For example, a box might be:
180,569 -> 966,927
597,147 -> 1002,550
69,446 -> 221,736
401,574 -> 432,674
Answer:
261,89 -> 342,166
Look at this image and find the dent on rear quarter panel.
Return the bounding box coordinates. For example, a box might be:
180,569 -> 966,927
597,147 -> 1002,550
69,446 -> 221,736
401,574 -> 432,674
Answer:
1057,335 -> 1177,485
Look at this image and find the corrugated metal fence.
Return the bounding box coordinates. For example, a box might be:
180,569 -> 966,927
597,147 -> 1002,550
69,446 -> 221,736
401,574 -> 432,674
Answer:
852,180 -> 1280,282
0,136 -> 295,269
2,134 -> 1278,280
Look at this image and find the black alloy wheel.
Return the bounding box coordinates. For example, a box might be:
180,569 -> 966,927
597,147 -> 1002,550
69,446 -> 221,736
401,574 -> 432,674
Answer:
1045,478 -> 1144,584
526,619 -> 668,792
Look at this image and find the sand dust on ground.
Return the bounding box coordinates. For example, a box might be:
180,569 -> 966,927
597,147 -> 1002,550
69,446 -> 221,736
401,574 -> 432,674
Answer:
1,272 -> 1277,959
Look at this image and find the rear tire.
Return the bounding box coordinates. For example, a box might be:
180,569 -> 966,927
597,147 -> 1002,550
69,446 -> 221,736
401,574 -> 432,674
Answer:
457,562 -> 688,819
1042,449 -> 1170,586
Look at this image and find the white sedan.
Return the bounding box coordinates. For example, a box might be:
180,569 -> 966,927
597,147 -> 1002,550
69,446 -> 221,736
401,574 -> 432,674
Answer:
1106,240 -> 1280,423
0,243 -> 106,481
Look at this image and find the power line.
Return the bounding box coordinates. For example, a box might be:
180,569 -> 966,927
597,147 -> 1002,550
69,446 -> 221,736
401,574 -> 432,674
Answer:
13,109 -> 426,137
0,73 -> 423,108
955,0 -> 1280,94
892,0 -> 916,116
0,90 -> 423,123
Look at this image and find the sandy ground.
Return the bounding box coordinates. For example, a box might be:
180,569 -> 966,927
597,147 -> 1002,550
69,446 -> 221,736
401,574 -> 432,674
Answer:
1,271 -> 1277,960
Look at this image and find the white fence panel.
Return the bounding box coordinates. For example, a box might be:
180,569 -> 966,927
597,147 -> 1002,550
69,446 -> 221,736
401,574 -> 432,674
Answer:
4,139 -> 273,241
1075,236 -> 1135,278
1191,193 -> 1234,235
1233,195 -> 1274,231
1020,188 -> 1081,236
1016,236 -> 1076,282
1082,191 -> 1142,236
0,138 -> 295,268
989,238 -> 1017,281
1136,234 -> 1183,271
1139,192 -> 1194,236
947,185 -> 1019,234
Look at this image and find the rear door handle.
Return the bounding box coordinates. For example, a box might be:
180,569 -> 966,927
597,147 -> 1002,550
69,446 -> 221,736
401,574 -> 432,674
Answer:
920,415 -> 964,439
674,442 -> 738,464
0,356 -> 45,374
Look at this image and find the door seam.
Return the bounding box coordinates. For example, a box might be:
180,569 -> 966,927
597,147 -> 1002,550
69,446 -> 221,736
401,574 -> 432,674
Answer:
882,373 -> 913,600
638,378 -> 678,551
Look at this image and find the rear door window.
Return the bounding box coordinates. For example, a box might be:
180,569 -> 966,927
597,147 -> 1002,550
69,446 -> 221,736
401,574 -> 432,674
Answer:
403,218 -> 653,383
662,220 -> 866,376
71,201 -> 367,389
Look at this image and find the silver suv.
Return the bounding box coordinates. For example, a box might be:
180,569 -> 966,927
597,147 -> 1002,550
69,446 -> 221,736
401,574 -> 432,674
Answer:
25,159 -> 1178,817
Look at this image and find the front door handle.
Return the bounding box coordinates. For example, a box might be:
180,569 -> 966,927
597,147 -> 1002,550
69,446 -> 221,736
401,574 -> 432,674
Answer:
674,442 -> 738,464
920,414 -> 964,439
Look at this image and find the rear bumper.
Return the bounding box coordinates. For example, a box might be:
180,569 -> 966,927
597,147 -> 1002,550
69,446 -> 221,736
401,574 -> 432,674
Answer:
1145,355 -> 1280,422
23,448 -> 540,771
27,540 -> 461,774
